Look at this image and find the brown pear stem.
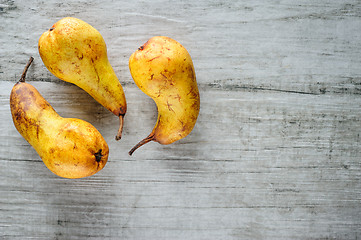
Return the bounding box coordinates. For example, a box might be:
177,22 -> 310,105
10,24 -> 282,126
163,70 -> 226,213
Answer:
19,57 -> 34,82
128,134 -> 155,156
115,114 -> 125,140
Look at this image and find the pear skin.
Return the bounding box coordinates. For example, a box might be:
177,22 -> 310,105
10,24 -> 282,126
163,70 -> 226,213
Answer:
10,57 -> 109,179
38,17 -> 126,140
128,36 -> 200,155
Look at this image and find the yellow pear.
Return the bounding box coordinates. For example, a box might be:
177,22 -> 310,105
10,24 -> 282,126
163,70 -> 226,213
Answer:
10,57 -> 109,179
128,36 -> 200,155
38,17 -> 126,140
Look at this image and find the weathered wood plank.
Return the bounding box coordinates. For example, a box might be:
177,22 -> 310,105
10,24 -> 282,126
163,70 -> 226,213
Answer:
2,1 -> 361,95
1,80 -> 360,239
0,0 -> 361,239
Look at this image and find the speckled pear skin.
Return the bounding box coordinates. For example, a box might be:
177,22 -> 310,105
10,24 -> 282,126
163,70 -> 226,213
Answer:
128,36 -> 200,155
38,17 -> 126,140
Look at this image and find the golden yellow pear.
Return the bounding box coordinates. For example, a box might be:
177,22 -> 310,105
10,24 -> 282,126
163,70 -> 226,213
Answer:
10,57 -> 109,179
38,17 -> 126,140
128,36 -> 200,155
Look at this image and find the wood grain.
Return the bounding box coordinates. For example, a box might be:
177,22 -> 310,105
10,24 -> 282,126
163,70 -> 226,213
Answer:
1,0 -> 360,239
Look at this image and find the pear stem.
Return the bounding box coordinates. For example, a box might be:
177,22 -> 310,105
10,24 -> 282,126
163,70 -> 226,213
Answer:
19,57 -> 34,82
115,114 -> 125,140
128,134 -> 155,156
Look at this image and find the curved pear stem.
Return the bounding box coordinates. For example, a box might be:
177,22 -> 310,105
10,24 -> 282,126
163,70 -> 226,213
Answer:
19,57 -> 34,82
115,114 -> 125,140
128,134 -> 155,156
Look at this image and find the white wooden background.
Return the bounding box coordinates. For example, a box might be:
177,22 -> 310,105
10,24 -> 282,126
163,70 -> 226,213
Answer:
1,0 -> 361,239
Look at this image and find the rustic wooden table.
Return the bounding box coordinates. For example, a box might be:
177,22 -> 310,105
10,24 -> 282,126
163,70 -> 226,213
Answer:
1,1 -> 360,239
